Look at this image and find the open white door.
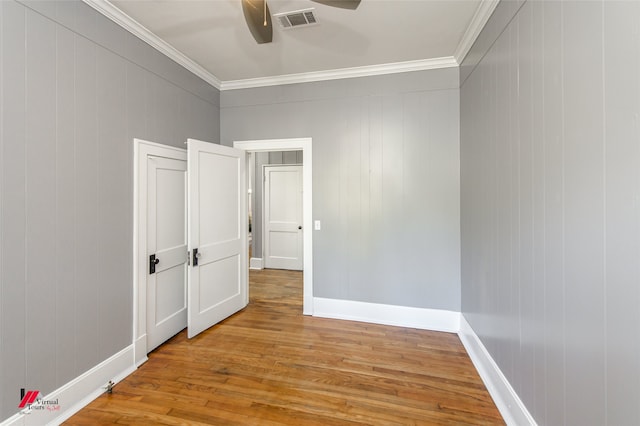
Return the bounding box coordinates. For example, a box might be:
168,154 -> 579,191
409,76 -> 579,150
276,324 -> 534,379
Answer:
187,139 -> 247,338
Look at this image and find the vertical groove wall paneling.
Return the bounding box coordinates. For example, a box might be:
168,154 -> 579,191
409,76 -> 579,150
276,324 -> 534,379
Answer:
460,0 -> 640,424
220,70 -> 461,311
562,3 -> 605,424
0,0 -> 4,417
125,63 -> 147,146
364,96 -> 384,301
96,47 -> 131,361
316,99 -> 345,300
343,98 -> 362,300
355,97 -> 371,300
380,95 -> 404,305
529,0 -> 545,420
427,91 -> 460,306
402,92 -> 426,301
507,19 -> 520,392
55,22 -> 77,387
603,1 -> 640,424
1,0 -> 27,415
541,1 -> 564,423
516,2 -> 534,408
0,0 -> 221,421
74,33 -> 100,376
25,7 -> 57,397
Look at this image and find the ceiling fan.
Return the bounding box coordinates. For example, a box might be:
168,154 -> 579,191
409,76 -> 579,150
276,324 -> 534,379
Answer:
241,0 -> 361,44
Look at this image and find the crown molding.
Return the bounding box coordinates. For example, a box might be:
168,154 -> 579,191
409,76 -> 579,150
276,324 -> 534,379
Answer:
453,0 -> 500,64
220,57 -> 459,91
82,0 -> 222,90
84,0 -> 493,92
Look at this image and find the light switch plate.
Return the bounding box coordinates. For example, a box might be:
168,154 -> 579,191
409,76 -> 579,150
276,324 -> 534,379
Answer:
314,220 -> 321,230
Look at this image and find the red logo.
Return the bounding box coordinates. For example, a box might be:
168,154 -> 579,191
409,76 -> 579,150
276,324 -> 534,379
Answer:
18,390 -> 40,409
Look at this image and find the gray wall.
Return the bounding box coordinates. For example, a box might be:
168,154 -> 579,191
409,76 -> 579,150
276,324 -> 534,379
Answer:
460,1 -> 640,424
0,0 -> 219,421
221,69 -> 461,310
251,151 -> 303,260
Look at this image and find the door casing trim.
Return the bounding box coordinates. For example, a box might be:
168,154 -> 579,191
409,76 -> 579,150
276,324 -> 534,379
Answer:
133,138 -> 187,366
233,138 -> 313,315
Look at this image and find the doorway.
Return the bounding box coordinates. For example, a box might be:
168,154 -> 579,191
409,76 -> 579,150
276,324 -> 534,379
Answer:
133,140 -> 188,365
233,138 -> 313,315
133,138 -> 248,366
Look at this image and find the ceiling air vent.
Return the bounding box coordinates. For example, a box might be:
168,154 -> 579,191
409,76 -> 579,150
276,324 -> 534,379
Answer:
274,8 -> 318,29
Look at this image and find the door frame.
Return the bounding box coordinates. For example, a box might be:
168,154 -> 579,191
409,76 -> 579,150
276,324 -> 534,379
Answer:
234,138 -> 313,315
263,164 -> 303,270
133,138 -> 187,367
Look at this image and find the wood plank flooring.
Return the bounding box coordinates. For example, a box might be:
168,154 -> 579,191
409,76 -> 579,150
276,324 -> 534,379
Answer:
65,269 -> 504,425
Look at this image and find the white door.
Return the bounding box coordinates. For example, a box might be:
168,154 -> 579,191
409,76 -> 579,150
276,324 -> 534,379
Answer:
147,156 -> 188,351
264,165 -> 303,270
187,139 -> 248,338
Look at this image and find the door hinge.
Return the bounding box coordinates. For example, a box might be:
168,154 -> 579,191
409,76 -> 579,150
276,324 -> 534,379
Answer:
149,254 -> 159,274
192,248 -> 199,266
187,250 -> 191,266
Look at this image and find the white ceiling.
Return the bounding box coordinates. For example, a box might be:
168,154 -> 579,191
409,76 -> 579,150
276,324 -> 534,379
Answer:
94,0 -> 496,89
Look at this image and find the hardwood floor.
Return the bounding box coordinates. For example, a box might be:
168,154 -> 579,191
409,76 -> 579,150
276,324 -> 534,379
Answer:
65,269 -> 504,425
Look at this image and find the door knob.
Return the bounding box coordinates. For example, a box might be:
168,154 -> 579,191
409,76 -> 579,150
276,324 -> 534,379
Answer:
193,248 -> 200,266
298,226 -> 302,230
149,254 -> 160,274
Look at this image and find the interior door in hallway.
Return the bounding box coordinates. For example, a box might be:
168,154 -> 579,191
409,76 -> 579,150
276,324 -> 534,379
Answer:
147,155 -> 188,352
264,165 -> 303,270
187,139 -> 248,338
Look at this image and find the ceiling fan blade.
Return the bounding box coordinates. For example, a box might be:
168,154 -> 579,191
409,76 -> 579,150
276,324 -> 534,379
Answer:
242,0 -> 273,44
310,0 -> 361,10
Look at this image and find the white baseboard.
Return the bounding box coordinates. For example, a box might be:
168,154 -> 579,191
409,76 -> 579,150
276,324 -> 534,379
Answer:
1,345 -> 136,426
249,257 -> 263,270
458,315 -> 537,426
312,297 -> 460,333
